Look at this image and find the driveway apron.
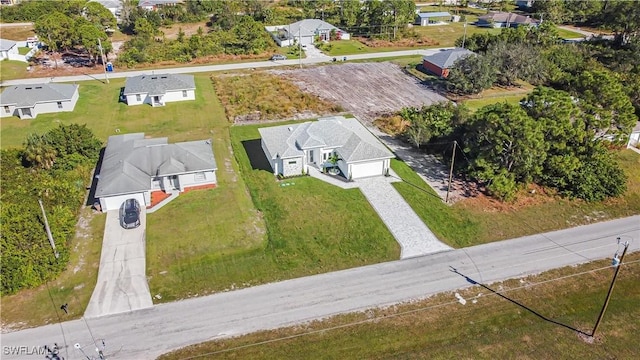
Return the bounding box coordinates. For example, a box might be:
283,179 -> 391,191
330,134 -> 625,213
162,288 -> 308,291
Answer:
357,178 -> 452,258
84,209 -> 153,318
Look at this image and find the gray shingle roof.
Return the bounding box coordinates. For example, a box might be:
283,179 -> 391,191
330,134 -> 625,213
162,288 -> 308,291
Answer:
95,133 -> 217,197
422,48 -> 475,69
259,116 -> 394,163
283,19 -> 345,39
0,83 -> 79,107
478,12 -> 539,25
123,74 -> 195,96
1,38 -> 17,51
417,12 -> 451,19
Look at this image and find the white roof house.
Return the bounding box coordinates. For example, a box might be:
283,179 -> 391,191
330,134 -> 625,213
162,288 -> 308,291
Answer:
0,83 -> 80,119
0,38 -> 18,60
123,73 -> 196,107
95,133 -> 218,211
259,116 -> 394,179
265,19 -> 350,47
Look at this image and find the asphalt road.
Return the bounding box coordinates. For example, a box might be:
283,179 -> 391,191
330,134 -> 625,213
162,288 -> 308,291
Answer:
2,216 -> 638,360
0,48 -> 450,87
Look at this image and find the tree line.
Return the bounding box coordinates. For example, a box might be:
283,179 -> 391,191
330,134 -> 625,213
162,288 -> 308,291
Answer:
1,125 -> 102,295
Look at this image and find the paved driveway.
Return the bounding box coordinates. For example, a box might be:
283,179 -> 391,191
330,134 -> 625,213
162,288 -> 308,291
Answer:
84,209 -> 153,318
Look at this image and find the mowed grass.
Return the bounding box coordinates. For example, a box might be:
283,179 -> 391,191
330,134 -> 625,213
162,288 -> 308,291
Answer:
392,150 -> 640,248
160,253 -> 640,359
0,208 -> 105,330
0,59 -> 30,82
211,72 -> 342,122
556,27 -> 586,39
412,19 -> 502,47
0,75 -> 217,148
322,39 -> 419,56
462,92 -> 528,112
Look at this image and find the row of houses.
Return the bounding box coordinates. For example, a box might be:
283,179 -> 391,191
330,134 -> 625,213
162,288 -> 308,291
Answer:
415,11 -> 540,28
0,73 -> 195,119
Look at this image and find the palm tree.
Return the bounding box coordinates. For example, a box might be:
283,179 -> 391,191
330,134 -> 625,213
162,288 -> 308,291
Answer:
23,134 -> 57,170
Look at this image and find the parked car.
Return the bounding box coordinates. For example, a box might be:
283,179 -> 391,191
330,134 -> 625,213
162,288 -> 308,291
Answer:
270,54 -> 287,61
119,198 -> 141,229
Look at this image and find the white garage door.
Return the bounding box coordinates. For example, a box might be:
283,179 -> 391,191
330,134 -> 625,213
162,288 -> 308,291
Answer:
100,193 -> 146,212
351,161 -> 384,179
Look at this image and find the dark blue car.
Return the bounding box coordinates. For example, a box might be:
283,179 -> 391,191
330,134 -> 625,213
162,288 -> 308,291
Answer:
119,199 -> 141,229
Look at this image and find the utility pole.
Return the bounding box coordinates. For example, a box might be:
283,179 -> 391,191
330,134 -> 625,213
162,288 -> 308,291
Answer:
299,29 -> 302,69
461,20 -> 467,49
445,141 -> 457,203
38,199 -> 59,259
591,238 -> 629,338
97,38 -> 109,84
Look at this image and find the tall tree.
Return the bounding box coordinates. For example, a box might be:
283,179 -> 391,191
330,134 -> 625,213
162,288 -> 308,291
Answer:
84,1 -> 117,32
599,0 -> 640,45
23,133 -> 57,170
446,54 -> 497,95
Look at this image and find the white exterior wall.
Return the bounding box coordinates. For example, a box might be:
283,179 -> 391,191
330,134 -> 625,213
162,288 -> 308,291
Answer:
99,192 -> 147,212
350,161 -> 385,179
163,89 -> 195,103
177,170 -> 217,190
282,157 -> 302,177
628,131 -> 640,147
340,33 -> 350,40
0,105 -> 16,118
0,44 -> 18,60
337,159 -> 349,179
126,93 -> 148,106
32,89 -> 79,116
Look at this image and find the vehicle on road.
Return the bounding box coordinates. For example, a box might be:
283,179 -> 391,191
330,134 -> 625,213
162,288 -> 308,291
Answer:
119,199 -> 141,229
270,54 -> 287,61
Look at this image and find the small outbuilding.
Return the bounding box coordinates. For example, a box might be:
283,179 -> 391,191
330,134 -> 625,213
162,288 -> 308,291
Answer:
422,48 -> 475,78
415,12 -> 451,26
123,73 -> 196,107
0,83 -> 80,119
0,38 -> 18,60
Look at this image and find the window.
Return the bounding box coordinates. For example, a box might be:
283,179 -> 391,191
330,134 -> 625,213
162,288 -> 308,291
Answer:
182,90 -> 187,97
194,172 -> 205,181
57,102 -> 63,109
4,106 -> 9,114
323,152 -> 328,161
288,161 -> 297,165
136,94 -> 141,101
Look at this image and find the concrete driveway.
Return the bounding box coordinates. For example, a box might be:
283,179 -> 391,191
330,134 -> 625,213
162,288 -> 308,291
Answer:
84,209 -> 153,318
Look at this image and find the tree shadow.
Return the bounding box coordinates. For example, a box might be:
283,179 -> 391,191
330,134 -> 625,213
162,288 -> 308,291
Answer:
449,266 -> 591,337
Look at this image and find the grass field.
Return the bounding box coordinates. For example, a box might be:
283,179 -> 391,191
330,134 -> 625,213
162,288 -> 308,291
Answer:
392,150 -> 640,248
0,59 -> 30,82
556,27 -> 586,39
321,39 -> 420,56
412,19 -> 502,47
0,208 -> 105,330
462,92 -> 528,112
160,253 -> 640,359
0,23 -> 36,40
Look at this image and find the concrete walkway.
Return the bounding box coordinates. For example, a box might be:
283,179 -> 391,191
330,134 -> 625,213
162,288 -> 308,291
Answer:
84,210 -> 153,318
308,167 -> 452,258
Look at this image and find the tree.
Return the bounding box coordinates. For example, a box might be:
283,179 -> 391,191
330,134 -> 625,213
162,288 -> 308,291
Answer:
34,12 -> 75,67
446,54 -> 497,95
46,124 -> 102,162
84,1 -> 117,32
531,0 -> 567,24
464,103 -> 546,199
23,133 -> 57,170
487,41 -> 548,86
599,0 -> 640,45
78,23 -> 111,63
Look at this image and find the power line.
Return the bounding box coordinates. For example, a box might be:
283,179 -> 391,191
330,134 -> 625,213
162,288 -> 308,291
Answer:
177,259 -> 640,359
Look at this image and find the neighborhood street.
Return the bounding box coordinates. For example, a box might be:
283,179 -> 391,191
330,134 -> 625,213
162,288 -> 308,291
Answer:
0,48 -> 450,87
2,215 -> 638,360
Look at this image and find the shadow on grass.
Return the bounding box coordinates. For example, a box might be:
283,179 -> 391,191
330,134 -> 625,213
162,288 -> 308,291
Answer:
449,266 -> 592,337
241,139 -> 272,172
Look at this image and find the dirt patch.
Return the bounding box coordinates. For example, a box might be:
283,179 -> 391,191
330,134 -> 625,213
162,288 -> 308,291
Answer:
161,22 -> 210,40
271,62 -> 449,123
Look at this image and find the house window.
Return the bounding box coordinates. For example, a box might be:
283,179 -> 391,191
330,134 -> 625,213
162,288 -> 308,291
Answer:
136,94 -> 141,101
288,161 -> 296,165
194,172 -> 205,181
57,102 -> 63,109
323,152 -> 328,161
3,106 -> 9,114
182,90 -> 187,97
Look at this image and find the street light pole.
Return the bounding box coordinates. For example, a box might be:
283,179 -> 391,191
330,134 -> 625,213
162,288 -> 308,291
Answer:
38,199 -> 59,259
97,38 -> 109,84
591,238 -> 630,338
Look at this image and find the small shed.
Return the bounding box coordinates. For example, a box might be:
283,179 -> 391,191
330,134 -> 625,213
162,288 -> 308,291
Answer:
415,12 -> 451,26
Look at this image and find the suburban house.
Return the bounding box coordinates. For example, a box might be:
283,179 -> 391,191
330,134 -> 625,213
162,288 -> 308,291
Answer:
123,73 -> 196,107
0,83 -> 80,119
265,19 -> 350,47
259,116 -> 395,180
628,121 -> 640,149
138,0 -> 180,11
90,0 -> 123,21
94,133 -> 218,212
422,48 -> 475,78
0,38 -> 18,60
476,12 -> 540,28
415,12 -> 451,26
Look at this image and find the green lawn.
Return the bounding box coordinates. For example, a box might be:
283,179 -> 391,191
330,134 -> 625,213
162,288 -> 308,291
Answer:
462,93 -> 528,112
391,150 -> 640,248
18,47 -> 30,55
412,18 -> 502,47
555,27 -> 586,39
0,59 -> 30,82
160,253 -> 640,359
321,39 -> 418,56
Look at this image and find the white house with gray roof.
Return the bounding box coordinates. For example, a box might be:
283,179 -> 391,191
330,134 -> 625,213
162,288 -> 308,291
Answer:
123,73 -> 195,107
0,38 -> 18,60
0,83 -> 80,119
259,116 -> 394,180
265,19 -> 350,47
95,133 -> 217,212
